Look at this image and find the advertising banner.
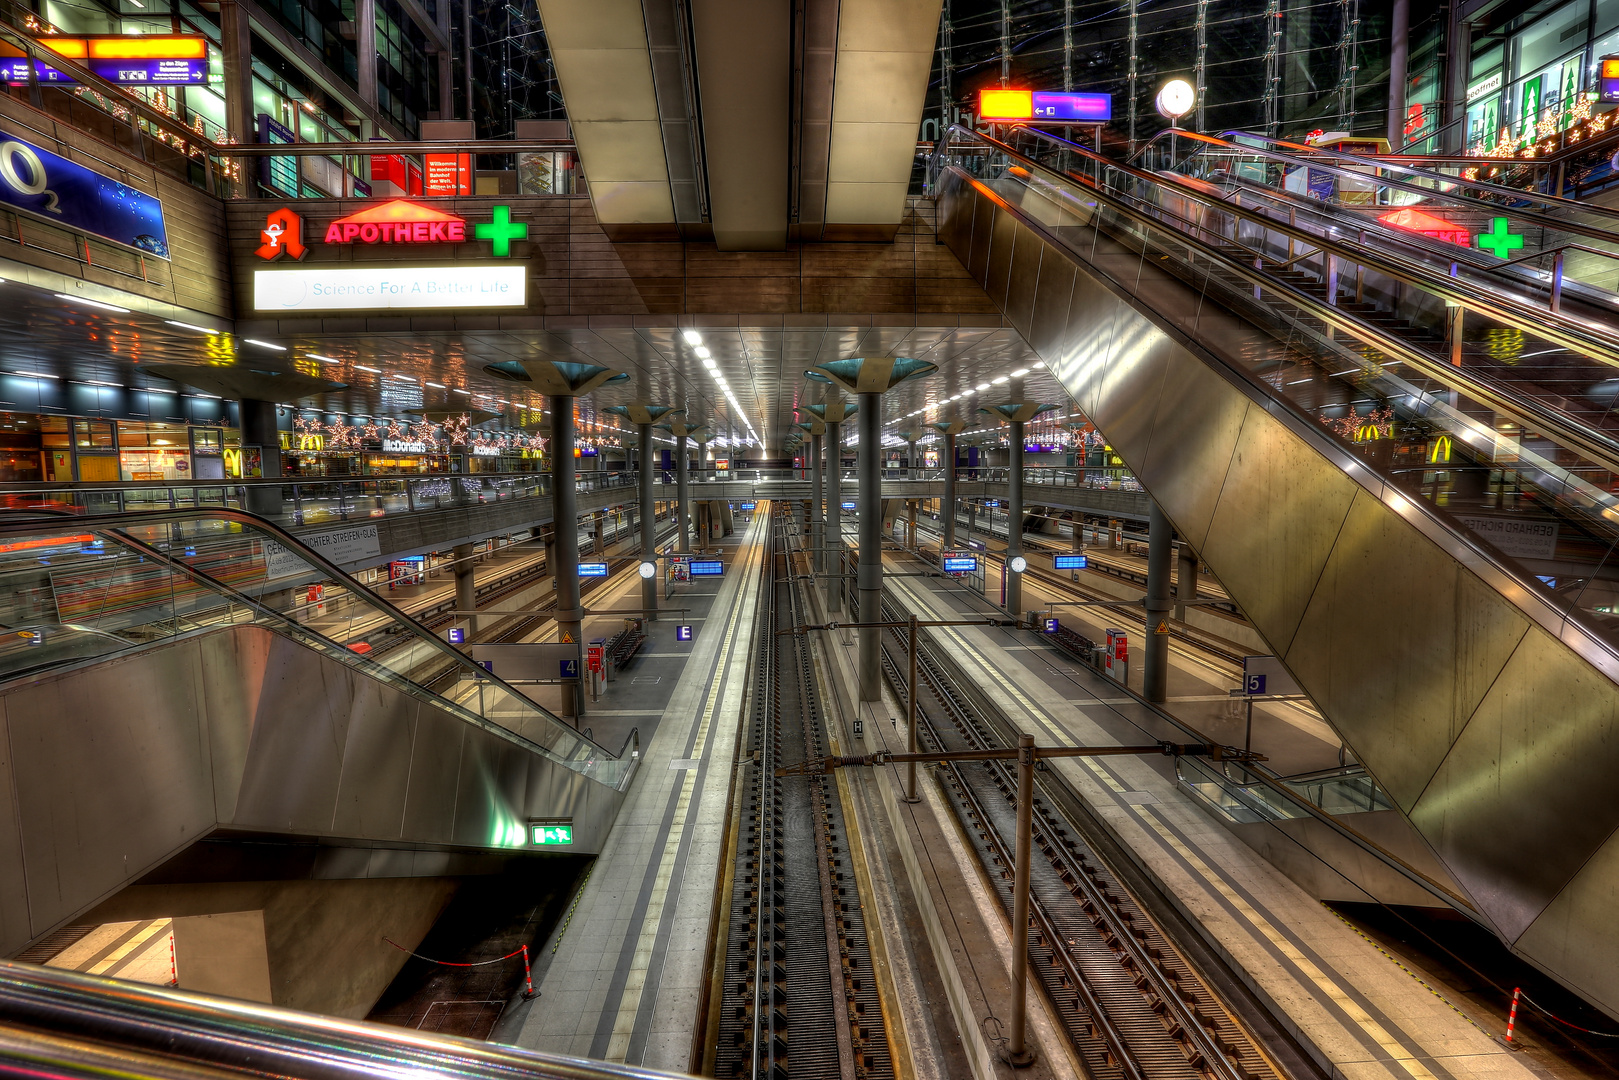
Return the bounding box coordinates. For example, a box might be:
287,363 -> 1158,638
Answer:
254,265 -> 527,312
0,127 -> 168,256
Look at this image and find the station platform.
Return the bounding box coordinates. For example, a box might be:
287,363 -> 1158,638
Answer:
821,554 -> 1537,1080
509,509 -> 767,1071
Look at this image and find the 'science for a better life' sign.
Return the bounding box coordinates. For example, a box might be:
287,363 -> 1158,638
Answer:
254,265 -> 527,312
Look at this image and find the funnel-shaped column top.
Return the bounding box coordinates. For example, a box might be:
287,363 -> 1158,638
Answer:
981,403 -> 1061,424
606,404 -> 681,426
805,356 -> 936,395
519,360 -> 630,396
805,401 -> 859,423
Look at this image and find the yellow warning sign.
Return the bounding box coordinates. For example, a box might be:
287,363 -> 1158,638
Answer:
559,629 -> 575,643
1154,619 -> 1169,635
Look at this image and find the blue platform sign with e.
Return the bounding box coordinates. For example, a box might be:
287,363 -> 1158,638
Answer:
676,625 -> 694,642
578,562 -> 608,577
447,627 -> 465,644
1043,617 -> 1060,633
690,560 -> 724,576
559,658 -> 579,679
0,127 -> 168,256
1053,554 -> 1088,570
942,555 -> 979,573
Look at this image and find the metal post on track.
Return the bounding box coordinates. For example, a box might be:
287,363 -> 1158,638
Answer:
905,615 -> 920,802
1008,731 -> 1037,1067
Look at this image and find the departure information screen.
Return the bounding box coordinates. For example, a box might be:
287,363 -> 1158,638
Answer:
690,560 -> 724,576
942,555 -> 979,573
1054,554 -> 1088,569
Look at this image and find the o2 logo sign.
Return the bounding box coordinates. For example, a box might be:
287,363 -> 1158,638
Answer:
0,126 -> 170,257
0,141 -> 60,213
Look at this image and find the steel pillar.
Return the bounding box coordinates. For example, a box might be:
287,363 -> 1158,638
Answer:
676,434 -> 691,552
1145,502 -> 1173,703
858,393 -> 883,701
811,433 -> 825,574
639,423 -> 658,620
453,542 -> 476,635
1176,541 -> 1198,622
551,397 -> 583,710
1005,419 -> 1025,616
941,433 -> 957,550
827,420 -> 843,614
1008,732 -> 1036,1066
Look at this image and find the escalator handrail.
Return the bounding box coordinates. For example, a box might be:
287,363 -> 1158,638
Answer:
938,124 -> 1619,479
967,124 -> 1619,367
932,148 -> 1619,683
0,507 -> 626,769
1214,128 -> 1619,232
0,960 -> 686,1080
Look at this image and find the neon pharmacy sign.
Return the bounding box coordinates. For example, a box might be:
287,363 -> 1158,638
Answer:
324,200 -> 466,244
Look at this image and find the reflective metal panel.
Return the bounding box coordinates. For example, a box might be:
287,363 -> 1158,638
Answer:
1003,222 -> 1044,338
1133,358 -> 1248,552
1086,317 -> 1174,466
1025,248 -> 1075,363
1197,413 -> 1359,655
1515,827 -> 1619,1015
0,701 -> 30,951
1409,626 -> 1619,941
965,189 -> 994,285
231,640 -> 353,836
1285,494 -> 1531,814
330,682 -> 418,840
400,710 -> 468,846
984,210 -> 1018,311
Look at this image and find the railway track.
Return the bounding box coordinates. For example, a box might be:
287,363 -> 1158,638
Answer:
873,593 -> 1284,1080
715,506 -> 894,1080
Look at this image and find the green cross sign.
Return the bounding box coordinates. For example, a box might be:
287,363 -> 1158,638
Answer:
475,205 -> 529,257
531,823 -> 573,845
1477,217 -> 1523,259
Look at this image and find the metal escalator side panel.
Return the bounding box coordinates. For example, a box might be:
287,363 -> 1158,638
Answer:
936,167 -> 1619,1019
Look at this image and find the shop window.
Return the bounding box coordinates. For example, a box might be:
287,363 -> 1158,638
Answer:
73,420 -> 116,450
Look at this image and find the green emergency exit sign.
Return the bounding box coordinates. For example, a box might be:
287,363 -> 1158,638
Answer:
531,823 -> 574,846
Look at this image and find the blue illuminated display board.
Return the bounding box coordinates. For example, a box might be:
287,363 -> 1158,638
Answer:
942,556 -> 979,573
579,562 -> 608,577
0,126 -> 168,256
1031,91 -> 1112,121
841,501 -> 856,510
741,502 -> 756,510
690,560 -> 724,576
1053,554 -> 1088,570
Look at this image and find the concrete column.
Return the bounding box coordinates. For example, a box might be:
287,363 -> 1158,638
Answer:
639,423 -> 657,620
907,500 -> 917,548
1387,0 -> 1410,146
676,434 -> 690,552
827,420 -> 843,614
1176,541 -> 1198,621
941,433 -> 957,550
355,0 -> 378,107
1144,502 -> 1173,703
219,0 -> 254,147
551,397 -> 583,679
811,432 -> 824,574
240,399 -> 281,518
453,542 -> 477,635
907,439 -> 918,480
858,393 -> 883,701
592,511 -> 604,556
1005,419 -> 1025,616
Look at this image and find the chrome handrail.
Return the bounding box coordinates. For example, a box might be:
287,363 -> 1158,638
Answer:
942,125 -> 1619,478
0,960 -> 689,1080
0,507 -> 627,770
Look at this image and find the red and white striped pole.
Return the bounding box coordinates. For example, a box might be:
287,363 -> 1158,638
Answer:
169,933 -> 178,987
521,945 -> 535,999
1505,987 -> 1521,1043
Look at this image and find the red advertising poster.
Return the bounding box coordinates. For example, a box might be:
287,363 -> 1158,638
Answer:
371,154 -> 423,196
424,153 -> 473,196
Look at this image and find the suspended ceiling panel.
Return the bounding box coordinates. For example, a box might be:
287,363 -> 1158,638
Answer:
533,0 -> 678,237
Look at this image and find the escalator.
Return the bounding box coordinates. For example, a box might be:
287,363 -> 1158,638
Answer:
0,509 -> 639,961
930,124 -> 1619,1017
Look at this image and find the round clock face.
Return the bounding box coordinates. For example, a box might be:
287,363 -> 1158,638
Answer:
1009,555 -> 1028,573
639,560 -> 657,579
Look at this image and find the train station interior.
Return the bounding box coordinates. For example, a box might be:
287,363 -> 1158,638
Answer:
4,0 -> 1619,1078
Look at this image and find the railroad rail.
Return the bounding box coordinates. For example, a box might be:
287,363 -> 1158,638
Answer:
715,506 -> 894,1080
873,592 -> 1284,1080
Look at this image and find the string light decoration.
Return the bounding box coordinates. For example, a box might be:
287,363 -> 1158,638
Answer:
290,414 -> 551,457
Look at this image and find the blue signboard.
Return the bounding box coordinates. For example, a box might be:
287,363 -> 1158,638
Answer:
841,501 -> 856,510
690,560 -> 724,576
676,625 -> 694,642
741,502 -> 756,510
0,57 -> 208,85
579,562 -> 609,577
1043,617 -> 1060,633
0,127 -> 168,257
447,627 -> 465,644
560,658 -> 579,679
1053,554 -> 1088,570
942,555 -> 979,573
1030,91 -> 1112,121
1244,673 -> 1266,695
